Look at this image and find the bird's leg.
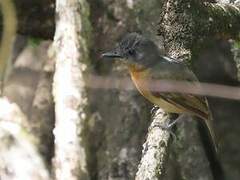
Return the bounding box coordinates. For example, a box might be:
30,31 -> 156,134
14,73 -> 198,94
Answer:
151,114 -> 188,141
151,105 -> 159,116
162,114 -> 188,129
165,117 -> 180,129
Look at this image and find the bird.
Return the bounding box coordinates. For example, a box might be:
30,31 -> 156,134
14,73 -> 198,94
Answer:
102,32 -> 217,152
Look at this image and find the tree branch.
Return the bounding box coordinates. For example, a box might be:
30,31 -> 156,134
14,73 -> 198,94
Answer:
135,109 -> 171,180
0,0 -> 17,92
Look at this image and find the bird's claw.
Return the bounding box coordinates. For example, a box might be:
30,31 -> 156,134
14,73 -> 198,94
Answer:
151,105 -> 159,116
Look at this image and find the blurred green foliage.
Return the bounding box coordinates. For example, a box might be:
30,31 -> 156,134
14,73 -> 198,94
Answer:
27,37 -> 42,48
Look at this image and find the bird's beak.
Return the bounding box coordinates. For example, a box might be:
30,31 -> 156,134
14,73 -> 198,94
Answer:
102,47 -> 123,59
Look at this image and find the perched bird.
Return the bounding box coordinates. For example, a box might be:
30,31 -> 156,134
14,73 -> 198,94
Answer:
102,32 -> 217,152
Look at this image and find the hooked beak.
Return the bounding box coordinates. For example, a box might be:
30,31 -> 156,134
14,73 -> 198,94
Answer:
102,47 -> 123,59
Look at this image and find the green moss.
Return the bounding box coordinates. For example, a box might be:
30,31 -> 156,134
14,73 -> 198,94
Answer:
27,37 -> 42,48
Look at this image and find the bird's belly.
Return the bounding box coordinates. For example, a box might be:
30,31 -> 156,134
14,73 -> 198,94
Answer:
130,72 -> 184,113
140,88 -> 184,113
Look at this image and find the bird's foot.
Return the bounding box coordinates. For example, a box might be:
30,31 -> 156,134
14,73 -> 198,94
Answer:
151,105 -> 159,116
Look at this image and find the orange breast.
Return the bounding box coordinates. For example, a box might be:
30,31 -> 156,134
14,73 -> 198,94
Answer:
128,65 -> 148,96
128,65 -> 184,113
128,65 -> 149,94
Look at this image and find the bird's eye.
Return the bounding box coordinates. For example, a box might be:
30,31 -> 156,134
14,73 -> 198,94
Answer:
128,49 -> 135,55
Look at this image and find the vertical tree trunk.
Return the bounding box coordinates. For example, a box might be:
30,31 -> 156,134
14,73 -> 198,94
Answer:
52,0 -> 91,179
30,54 -> 55,167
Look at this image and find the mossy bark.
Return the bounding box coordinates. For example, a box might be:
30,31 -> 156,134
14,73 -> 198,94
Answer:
160,0 -> 240,180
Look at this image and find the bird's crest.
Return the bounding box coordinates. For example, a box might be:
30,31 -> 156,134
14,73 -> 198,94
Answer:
119,32 -> 142,51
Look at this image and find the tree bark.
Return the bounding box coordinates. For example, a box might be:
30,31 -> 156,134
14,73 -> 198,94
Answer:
159,0 -> 240,179
52,0 -> 92,179
30,54 -> 55,168
135,109 -> 171,180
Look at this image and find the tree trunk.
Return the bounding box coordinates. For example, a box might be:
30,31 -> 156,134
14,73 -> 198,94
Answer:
52,0 -> 92,179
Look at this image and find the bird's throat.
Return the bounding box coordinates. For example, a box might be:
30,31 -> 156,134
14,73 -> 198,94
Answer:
128,64 -> 146,73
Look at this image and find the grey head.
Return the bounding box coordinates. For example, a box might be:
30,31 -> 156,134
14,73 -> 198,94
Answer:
102,32 -> 161,67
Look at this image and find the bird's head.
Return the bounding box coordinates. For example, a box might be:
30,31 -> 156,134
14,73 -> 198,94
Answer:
102,32 -> 159,67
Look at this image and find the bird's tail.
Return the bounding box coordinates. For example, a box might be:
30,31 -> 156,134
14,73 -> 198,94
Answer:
197,109 -> 218,155
202,112 -> 218,154
198,111 -> 226,180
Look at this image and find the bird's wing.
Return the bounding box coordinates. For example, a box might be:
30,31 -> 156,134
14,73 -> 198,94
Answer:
153,92 -> 209,119
148,60 -> 218,152
149,60 -> 209,118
